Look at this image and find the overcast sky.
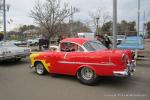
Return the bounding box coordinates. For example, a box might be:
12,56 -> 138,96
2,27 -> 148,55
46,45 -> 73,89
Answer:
2,0 -> 150,31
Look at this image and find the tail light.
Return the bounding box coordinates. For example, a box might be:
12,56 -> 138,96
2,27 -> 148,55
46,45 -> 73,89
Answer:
121,54 -> 128,64
131,50 -> 135,59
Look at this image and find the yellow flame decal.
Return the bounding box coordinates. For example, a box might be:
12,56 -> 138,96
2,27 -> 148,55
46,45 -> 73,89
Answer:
30,53 -> 40,66
40,60 -> 51,72
30,53 -> 51,72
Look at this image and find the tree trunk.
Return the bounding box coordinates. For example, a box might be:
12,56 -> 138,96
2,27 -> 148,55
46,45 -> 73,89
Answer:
47,34 -> 51,48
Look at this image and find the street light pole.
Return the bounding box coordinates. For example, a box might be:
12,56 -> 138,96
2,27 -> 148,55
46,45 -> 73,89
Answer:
112,0 -> 117,49
3,0 -> 7,40
137,0 -> 140,35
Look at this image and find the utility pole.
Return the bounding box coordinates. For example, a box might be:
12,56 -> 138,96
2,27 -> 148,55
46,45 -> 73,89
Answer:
96,17 -> 99,35
137,0 -> 140,35
112,0 -> 117,49
3,0 -> 6,39
143,11 -> 145,37
3,0 -> 6,40
0,0 -> 3,12
70,6 -> 73,37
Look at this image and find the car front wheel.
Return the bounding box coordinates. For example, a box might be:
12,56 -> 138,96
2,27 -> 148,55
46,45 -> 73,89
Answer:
77,67 -> 99,85
35,62 -> 47,75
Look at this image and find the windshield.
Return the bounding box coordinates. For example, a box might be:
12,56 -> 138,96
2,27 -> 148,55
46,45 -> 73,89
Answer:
83,41 -> 107,52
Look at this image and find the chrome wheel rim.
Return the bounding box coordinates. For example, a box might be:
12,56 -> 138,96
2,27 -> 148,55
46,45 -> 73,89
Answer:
81,67 -> 94,80
36,63 -> 44,74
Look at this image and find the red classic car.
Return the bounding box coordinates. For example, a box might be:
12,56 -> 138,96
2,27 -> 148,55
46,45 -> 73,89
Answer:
30,38 -> 136,85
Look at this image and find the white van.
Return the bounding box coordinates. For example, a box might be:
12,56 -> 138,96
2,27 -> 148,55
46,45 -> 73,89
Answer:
77,32 -> 95,39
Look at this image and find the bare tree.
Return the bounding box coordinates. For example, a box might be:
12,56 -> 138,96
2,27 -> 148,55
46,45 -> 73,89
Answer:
89,8 -> 111,34
30,0 -> 79,45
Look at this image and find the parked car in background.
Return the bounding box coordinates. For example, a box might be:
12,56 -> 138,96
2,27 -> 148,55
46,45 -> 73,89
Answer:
30,38 -> 135,85
49,45 -> 59,51
11,40 -> 27,46
0,41 -> 31,61
117,35 -> 126,45
117,36 -> 144,59
77,32 -> 95,39
27,38 -> 40,46
108,35 -> 126,45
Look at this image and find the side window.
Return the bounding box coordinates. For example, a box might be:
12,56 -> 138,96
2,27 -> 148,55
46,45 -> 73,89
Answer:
60,42 -> 69,52
78,46 -> 84,52
83,42 -> 95,51
60,42 -> 84,52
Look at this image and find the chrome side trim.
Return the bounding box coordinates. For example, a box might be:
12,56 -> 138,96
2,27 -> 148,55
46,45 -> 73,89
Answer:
64,53 -> 68,59
58,61 -> 116,66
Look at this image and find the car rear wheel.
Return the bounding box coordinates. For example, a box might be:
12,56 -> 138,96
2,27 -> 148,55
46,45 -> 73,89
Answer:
77,67 -> 99,85
35,62 -> 47,75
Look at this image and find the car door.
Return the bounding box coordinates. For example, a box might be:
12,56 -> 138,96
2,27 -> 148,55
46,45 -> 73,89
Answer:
51,42 -> 82,75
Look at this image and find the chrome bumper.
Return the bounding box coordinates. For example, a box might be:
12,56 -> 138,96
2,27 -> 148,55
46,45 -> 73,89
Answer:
0,53 -> 30,61
0,55 -> 15,60
113,60 -> 136,77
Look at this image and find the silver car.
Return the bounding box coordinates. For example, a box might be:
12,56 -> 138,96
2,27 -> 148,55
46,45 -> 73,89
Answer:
0,41 -> 31,61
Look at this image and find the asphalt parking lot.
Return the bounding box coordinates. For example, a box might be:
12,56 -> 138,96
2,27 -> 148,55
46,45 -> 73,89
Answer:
0,46 -> 150,100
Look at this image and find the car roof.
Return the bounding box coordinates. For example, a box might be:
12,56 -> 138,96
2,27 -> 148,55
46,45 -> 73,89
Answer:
60,38 -> 93,45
